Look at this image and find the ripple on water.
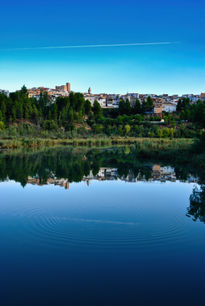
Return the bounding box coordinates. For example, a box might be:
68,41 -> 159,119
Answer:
8,206 -> 193,252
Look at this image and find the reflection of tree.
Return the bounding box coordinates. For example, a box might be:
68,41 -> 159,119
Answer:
187,185 -> 205,223
0,146 -> 199,188
187,165 -> 205,223
175,166 -> 190,181
92,161 -> 100,176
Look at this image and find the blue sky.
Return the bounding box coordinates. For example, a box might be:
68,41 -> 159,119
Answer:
0,0 -> 204,94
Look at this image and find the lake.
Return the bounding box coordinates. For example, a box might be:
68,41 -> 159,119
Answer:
0,146 -> 205,305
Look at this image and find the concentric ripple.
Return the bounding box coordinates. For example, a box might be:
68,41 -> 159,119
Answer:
7,206 -> 193,251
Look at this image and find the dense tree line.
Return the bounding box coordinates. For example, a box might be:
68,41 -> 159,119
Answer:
0,86 -> 205,138
0,86 -> 94,130
117,97 -> 153,115
177,97 -> 205,124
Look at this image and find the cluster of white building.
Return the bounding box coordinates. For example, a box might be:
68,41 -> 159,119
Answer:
1,85 -> 205,114
83,89 -> 205,113
83,91 -> 139,109
27,82 -> 71,101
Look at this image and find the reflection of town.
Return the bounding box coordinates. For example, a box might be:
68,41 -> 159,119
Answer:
28,176 -> 70,189
27,165 -> 198,189
84,165 -> 198,185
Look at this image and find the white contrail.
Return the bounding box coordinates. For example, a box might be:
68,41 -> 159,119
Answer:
2,41 -> 179,51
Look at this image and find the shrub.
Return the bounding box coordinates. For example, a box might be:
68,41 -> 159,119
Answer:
43,120 -> 58,131
93,124 -> 104,134
125,124 -> 131,135
0,121 -> 5,130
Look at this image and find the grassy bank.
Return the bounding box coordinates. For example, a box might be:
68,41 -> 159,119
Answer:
0,137 -> 194,150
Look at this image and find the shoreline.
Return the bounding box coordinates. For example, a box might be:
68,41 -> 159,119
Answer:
0,137 -> 194,150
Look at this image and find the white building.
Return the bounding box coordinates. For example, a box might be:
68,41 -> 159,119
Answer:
162,103 -> 177,113
106,95 -> 119,108
97,97 -> 107,107
84,95 -> 107,107
83,95 -> 96,105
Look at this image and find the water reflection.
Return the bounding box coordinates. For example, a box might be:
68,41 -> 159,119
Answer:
0,147 -> 199,186
0,146 -> 204,222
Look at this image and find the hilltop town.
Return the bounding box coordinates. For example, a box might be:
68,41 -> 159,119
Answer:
0,82 -> 205,143
1,82 -> 205,117
23,83 -> 205,115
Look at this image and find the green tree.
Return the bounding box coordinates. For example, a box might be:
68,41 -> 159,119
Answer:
93,101 -> 102,118
85,100 -> 92,114
133,99 -> 142,114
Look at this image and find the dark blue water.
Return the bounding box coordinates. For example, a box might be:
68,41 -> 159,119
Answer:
0,148 -> 205,305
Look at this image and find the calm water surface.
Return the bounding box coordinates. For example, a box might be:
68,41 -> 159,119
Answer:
0,147 -> 204,305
